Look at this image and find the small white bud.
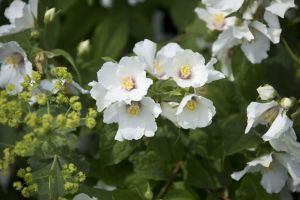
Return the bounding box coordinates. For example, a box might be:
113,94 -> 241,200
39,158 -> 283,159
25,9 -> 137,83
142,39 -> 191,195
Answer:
44,8 -> 56,24
280,97 -> 294,110
77,40 -> 90,56
257,84 -> 276,100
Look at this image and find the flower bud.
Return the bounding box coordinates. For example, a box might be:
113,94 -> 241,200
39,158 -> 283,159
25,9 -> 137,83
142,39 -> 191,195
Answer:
44,8 -> 56,24
77,40 -> 90,56
280,97 -> 294,110
257,84 -> 276,100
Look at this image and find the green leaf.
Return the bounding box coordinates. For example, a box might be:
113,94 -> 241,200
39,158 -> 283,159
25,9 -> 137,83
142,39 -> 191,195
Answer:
170,0 -> 198,30
164,182 -> 199,200
99,126 -> 140,166
185,157 -> 229,189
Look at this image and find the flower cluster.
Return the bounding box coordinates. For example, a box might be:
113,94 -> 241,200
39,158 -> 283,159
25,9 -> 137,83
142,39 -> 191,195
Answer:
90,39 -> 224,141
231,84 -> 300,197
195,0 -> 296,80
13,167 -> 38,198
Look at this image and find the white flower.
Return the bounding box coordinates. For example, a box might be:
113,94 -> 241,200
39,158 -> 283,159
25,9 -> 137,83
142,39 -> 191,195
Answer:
162,94 -> 216,129
266,0 -> 296,18
195,7 -> 236,31
245,101 -> 293,141
202,0 -> 245,13
133,39 -> 183,79
269,128 -> 300,159
96,57 -> 152,104
73,193 -> 97,200
103,97 -> 161,141
0,0 -> 38,36
231,153 -> 300,194
0,41 -> 32,94
257,84 -> 276,100
168,50 -> 224,88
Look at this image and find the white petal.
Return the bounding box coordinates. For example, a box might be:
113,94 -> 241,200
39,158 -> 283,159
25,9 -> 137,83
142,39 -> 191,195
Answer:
73,193 -> 98,200
262,110 -> 293,141
97,61 -> 119,90
202,0 -> 245,13
216,50 -> 235,81
89,81 -> 114,112
232,22 -> 254,41
248,153 -> 273,168
157,42 -> 183,58
194,7 -> 213,29
133,39 -> 157,67
231,165 -> 253,181
161,102 -> 180,127
241,31 -> 270,64
266,0 -> 295,18
212,28 -> 240,56
103,102 -> 120,124
261,161 -> 288,193
245,101 -> 278,133
142,97 -> 162,118
176,95 -> 216,129
4,0 -> 26,23
29,0 -> 38,18
205,57 -> 225,83
275,153 -> 300,185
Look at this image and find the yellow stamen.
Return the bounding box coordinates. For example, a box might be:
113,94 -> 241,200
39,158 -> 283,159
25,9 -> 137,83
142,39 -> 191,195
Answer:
262,107 -> 279,125
213,13 -> 225,28
179,64 -> 191,79
185,99 -> 197,111
127,103 -> 140,116
121,77 -> 135,91
5,53 -> 23,68
153,60 -> 163,76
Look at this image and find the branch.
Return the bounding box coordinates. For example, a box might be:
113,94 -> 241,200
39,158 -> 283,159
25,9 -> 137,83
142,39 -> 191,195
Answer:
154,161 -> 182,200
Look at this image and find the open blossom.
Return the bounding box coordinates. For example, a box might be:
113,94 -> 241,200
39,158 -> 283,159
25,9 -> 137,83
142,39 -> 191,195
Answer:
0,0 -> 38,36
0,41 -> 32,94
133,39 -> 183,79
167,50 -> 224,88
245,100 -> 293,141
103,97 -> 161,141
161,94 -> 216,129
195,7 -> 236,31
231,153 -> 300,194
89,57 -> 152,112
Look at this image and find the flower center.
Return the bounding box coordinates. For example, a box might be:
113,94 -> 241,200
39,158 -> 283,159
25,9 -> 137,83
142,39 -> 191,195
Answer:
153,60 -> 164,76
127,102 -> 140,116
5,52 -> 24,68
179,64 -> 191,79
213,13 -> 225,28
262,107 -> 280,125
121,77 -> 135,91
185,99 -> 197,111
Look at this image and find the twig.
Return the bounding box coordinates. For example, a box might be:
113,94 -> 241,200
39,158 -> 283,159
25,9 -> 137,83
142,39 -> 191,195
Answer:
154,161 -> 182,200
282,37 -> 300,65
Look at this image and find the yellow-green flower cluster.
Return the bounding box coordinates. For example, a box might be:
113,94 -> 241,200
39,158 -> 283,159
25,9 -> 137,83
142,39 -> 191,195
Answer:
62,163 -> 86,194
13,167 -> 38,198
0,148 -> 15,175
51,67 -> 73,85
0,91 -> 23,127
85,108 -> 97,129
14,133 -> 40,157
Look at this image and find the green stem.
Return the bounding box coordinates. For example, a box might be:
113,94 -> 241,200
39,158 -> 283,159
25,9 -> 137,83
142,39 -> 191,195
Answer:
282,38 -> 300,65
